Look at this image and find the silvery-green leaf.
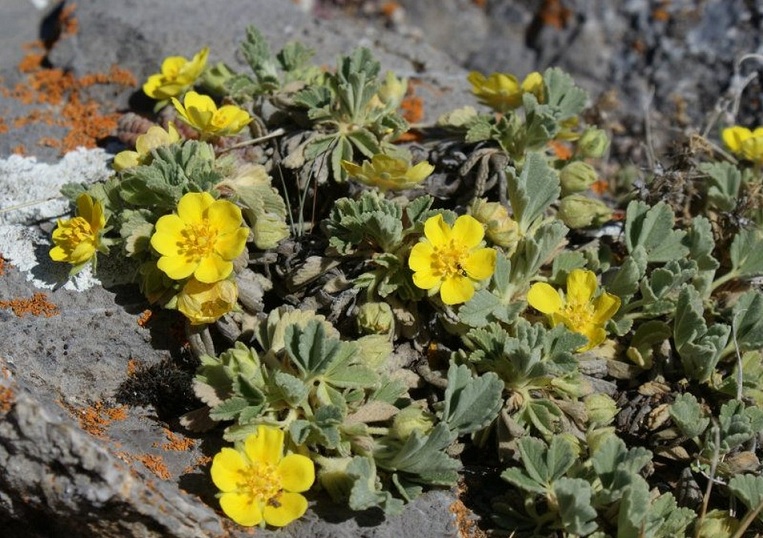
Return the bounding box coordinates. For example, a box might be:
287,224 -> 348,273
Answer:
730,291 -> 763,352
669,393 -> 709,439
729,474 -> 763,522
440,364 -> 503,436
554,477 -> 599,536
625,201 -> 688,263
507,151 -> 561,233
543,67 -> 588,120
700,161 -> 741,212
730,228 -> 763,279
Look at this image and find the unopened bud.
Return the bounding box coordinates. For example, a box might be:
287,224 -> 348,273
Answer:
470,198 -> 520,252
558,195 -> 613,229
199,62 -> 236,97
577,128 -> 609,158
356,302 -> 395,336
560,161 -> 598,195
391,406 -> 434,440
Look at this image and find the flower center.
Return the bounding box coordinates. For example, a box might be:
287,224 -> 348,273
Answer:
60,217 -> 94,247
432,240 -> 468,279
238,462 -> 282,504
560,301 -> 595,333
180,222 -> 218,260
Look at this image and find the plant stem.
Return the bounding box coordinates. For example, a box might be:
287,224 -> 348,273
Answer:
217,127 -> 286,153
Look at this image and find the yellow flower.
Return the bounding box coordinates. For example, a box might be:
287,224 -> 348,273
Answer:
722,125 -> 763,164
467,71 -> 544,113
341,154 -> 434,191
143,47 -> 209,101
150,192 -> 249,283
211,425 -> 315,527
409,214 -> 497,305
527,269 -> 620,351
113,123 -> 181,171
49,193 -> 106,267
171,91 -> 251,139
176,277 -> 238,325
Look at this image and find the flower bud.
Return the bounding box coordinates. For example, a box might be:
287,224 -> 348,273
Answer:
577,128 -> 609,158
199,62 -> 236,97
584,393 -> 618,426
558,195 -> 613,229
356,302 -> 395,336
470,198 -> 520,252
560,161 -> 598,195
391,406 -> 435,440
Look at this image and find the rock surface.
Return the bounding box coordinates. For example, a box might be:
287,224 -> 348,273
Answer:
1,0 -> 762,536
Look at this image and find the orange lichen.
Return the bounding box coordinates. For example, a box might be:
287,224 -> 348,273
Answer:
136,453 -> 172,480
11,145 -> 26,155
0,117 -> 8,135
69,400 -> 126,438
0,386 -> 15,414
590,178 -> 609,195
0,256 -> 7,276
137,309 -> 153,327
153,428 -> 196,452
548,140 -> 573,160
0,292 -> 59,318
396,81 -> 425,143
450,494 -> 485,538
182,454 -> 212,475
0,5 -> 136,156
126,358 -> 142,376
59,3 -> 79,37
380,1 -> 402,18
538,0 -> 572,30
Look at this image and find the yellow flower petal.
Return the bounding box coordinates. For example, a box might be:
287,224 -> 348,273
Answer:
70,241 -> 96,265
527,282 -> 563,314
177,192 -> 214,224
451,214 -> 484,249
214,228 -> 249,260
424,214 -> 450,247
220,491 -> 263,527
157,253 -> 196,280
408,242 -> 434,273
566,269 -> 597,305
462,247 -> 496,280
579,327 -> 606,351
211,447 -> 245,492
245,426 -> 284,467
277,454 -> 315,493
592,292 -> 621,325
207,200 -> 244,233
113,150 -> 140,171
49,245 -> 67,262
440,275 -> 475,305
722,126 -> 751,153
150,214 -> 186,255
341,160 -> 362,177
413,270 -> 442,291
194,255 -> 232,284
263,492 -> 308,527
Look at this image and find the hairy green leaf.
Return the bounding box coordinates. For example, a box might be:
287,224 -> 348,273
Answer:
506,151 -> 561,233
440,364 -> 503,436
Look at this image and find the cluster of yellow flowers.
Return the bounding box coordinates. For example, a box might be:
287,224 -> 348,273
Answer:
49,52 -> 632,530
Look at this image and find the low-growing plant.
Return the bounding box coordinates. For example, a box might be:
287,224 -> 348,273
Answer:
46,25 -> 763,535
